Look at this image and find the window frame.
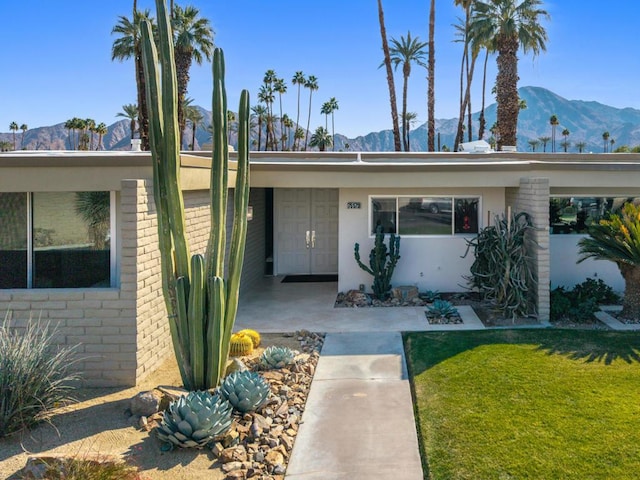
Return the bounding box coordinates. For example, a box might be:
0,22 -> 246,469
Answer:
1,191 -> 117,289
549,194 -> 640,236
368,195 -> 482,238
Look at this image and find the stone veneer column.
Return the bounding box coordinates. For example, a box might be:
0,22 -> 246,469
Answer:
505,177 -> 550,322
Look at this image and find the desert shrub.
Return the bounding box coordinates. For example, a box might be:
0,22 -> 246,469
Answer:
550,281 -> 603,322
464,212 -> 536,319
41,456 -> 142,480
572,278 -> 620,305
0,313 -> 80,437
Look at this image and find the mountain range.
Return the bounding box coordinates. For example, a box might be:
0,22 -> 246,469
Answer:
2,86 -> 640,153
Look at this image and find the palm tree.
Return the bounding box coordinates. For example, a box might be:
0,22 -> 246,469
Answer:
251,104 -> 267,151
610,138 -> 616,152
291,71 -> 306,150
549,114 -> 559,152
282,114 -> 294,150
303,75 -> 319,151
19,124 -> 28,149
111,8 -> 154,151
578,203 -> 640,318
321,101 -> 331,130
227,110 -> 238,146
95,122 -> 108,151
85,118 -> 96,151
9,122 -> 18,150
477,49 -> 491,140
575,141 -> 586,153
117,103 -> 139,140
538,136 -> 550,152
185,105 -> 204,151
309,126 -> 332,152
471,0 -> 549,149
453,1 -> 485,147
403,111 -> 419,151
427,0 -> 436,151
328,97 -> 339,151
64,118 -> 75,150
561,128 -> 570,152
377,0 -> 402,151
527,139 -> 539,152
258,84 -> 275,150
602,131 -> 610,153
294,127 -> 305,152
560,140 -> 570,152
388,31 -> 427,152
273,77 -> 287,150
172,5 -> 214,147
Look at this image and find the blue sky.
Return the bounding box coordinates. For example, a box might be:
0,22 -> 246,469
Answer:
2,1 -> 639,138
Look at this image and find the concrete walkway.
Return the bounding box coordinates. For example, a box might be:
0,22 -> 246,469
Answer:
285,332 -> 423,479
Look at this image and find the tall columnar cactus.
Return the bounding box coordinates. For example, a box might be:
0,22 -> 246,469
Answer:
140,0 -> 250,390
354,225 -> 401,300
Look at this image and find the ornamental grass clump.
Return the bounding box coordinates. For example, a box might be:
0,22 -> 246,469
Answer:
0,312 -> 80,437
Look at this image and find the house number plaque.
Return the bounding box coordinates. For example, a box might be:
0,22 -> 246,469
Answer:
346,202 -> 361,209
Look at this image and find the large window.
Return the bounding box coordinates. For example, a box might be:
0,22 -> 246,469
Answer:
371,196 -> 480,236
0,192 -> 114,288
550,196 -> 640,234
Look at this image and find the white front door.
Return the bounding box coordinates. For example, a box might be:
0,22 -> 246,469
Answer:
275,188 -> 338,275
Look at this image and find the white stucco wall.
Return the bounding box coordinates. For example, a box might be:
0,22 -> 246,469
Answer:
550,234 -> 624,291
338,187 -> 505,293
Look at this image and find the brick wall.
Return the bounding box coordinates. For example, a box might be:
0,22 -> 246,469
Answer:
505,177 -> 550,322
0,181 -> 266,387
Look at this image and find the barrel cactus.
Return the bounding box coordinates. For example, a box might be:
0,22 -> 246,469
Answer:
229,332 -> 254,357
237,329 -> 261,348
260,346 -> 296,369
220,371 -> 270,413
156,391 -> 233,449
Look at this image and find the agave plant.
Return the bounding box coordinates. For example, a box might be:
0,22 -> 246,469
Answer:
156,391 -> 232,449
260,346 -> 296,369
219,371 -> 270,413
426,299 -> 459,319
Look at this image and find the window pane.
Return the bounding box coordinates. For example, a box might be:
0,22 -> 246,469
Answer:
550,197 -> 640,234
33,192 -> 110,288
371,197 -> 397,234
398,197 -> 452,235
454,198 -> 479,234
0,193 -> 27,288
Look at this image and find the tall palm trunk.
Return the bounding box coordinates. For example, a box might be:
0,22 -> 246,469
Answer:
175,50 -> 192,149
331,112 -> 336,151
294,85 -> 301,150
477,49 -> 489,140
427,0 -> 436,151
257,117 -> 263,151
377,0 -> 401,152
496,35 -> 519,149
401,66 -> 409,151
619,263 -> 640,319
304,91 -> 313,151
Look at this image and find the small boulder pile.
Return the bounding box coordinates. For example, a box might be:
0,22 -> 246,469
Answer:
128,330 -> 324,480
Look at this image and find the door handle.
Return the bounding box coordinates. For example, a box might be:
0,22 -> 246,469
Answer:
311,230 -> 316,248
305,230 -> 310,249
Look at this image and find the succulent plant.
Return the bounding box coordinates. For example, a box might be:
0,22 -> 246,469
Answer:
237,329 -> 261,348
229,332 -> 254,357
260,346 -> 296,369
156,391 -> 233,449
426,299 -> 459,319
423,290 -> 441,302
219,371 -> 270,413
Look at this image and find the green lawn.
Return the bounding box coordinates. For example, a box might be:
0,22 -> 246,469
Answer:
404,330 -> 640,480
